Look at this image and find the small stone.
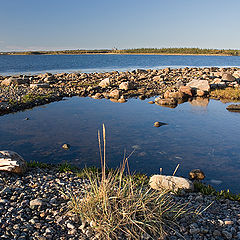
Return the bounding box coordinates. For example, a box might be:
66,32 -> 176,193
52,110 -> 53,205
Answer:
154,122 -> 167,127
148,101 -> 154,104
62,143 -> 70,150
189,169 -> 205,180
30,199 -> 45,208
189,228 -> 200,234
67,223 -> 75,229
222,230 -> 232,239
213,230 -> 221,236
224,220 -> 234,225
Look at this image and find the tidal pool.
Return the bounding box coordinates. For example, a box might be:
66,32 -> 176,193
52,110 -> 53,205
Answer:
0,97 -> 240,192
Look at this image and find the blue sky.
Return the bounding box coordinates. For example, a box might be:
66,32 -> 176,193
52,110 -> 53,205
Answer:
1,0 -> 240,51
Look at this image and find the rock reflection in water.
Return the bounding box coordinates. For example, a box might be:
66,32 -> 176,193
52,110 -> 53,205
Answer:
189,97 -> 209,107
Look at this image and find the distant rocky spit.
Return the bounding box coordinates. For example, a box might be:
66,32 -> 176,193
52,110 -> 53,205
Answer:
0,67 -> 240,115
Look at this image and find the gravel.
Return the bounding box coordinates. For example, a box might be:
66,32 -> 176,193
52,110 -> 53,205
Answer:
1,167 -> 240,239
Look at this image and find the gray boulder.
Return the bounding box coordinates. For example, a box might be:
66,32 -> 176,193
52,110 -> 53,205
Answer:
30,83 -> 50,89
0,150 -> 27,174
149,175 -> 194,192
187,80 -> 210,92
222,73 -> 235,82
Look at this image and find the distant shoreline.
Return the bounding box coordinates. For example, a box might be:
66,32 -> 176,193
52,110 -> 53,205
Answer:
1,47 -> 239,56
0,52 -> 234,56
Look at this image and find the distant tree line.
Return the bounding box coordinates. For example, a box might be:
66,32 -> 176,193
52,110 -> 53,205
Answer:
120,48 -> 240,56
1,48 -> 239,56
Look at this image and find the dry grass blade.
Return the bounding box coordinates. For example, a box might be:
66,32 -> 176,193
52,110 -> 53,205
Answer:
66,124 -> 197,239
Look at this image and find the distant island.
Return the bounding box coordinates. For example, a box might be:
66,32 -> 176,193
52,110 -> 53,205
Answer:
1,48 -> 240,56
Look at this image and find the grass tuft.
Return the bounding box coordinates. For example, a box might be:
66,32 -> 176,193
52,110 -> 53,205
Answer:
64,125 -> 196,239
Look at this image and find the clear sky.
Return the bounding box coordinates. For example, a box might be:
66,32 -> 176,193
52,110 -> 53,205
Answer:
1,0 -> 240,51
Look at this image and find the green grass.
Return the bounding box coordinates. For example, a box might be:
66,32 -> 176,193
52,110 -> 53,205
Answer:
194,181 -> 240,201
27,160 -> 51,169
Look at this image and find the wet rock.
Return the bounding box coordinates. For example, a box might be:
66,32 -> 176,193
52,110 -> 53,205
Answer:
189,169 -> 205,180
109,89 -> 120,99
149,175 -> 194,192
0,150 -> 27,174
92,93 -> 103,99
155,97 -> 177,107
148,101 -> 154,104
226,104 -> 240,111
154,122 -> 168,127
62,143 -> 70,150
189,98 -> 209,107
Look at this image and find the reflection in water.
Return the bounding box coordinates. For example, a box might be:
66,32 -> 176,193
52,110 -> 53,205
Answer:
0,97 -> 240,192
189,97 -> 209,107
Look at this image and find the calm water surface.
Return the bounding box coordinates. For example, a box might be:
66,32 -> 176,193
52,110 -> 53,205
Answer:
0,97 -> 240,192
0,54 -> 240,75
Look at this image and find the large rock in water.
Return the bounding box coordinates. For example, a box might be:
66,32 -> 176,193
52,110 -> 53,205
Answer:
226,104 -> 240,111
149,175 -> 194,192
0,151 -> 27,174
187,80 -> 210,92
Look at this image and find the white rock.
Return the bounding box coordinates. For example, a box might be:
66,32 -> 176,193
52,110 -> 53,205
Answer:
99,78 -> 111,88
119,81 -> 133,91
0,150 -> 27,174
109,89 -> 120,99
149,175 -> 194,192
30,83 -> 50,89
187,80 -> 210,92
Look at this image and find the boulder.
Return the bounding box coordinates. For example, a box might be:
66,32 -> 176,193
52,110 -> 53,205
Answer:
99,78 -> 111,88
187,80 -> 210,92
222,73 -> 235,82
30,83 -> 50,89
179,86 -> 193,96
0,150 -> 27,174
155,97 -> 177,107
149,175 -> 194,192
164,91 -> 185,99
119,81 -> 134,91
196,90 -> 206,97
109,89 -> 120,99
1,77 -> 28,86
189,169 -> 205,180
226,104 -> 240,111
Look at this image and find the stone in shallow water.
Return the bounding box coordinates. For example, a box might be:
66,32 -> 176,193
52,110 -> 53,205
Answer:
62,144 -> 70,150
226,104 -> 240,111
189,169 -> 205,180
154,122 -> 168,127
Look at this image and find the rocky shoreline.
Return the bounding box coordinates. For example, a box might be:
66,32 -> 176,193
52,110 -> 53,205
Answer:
0,67 -> 240,115
0,166 -> 240,240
